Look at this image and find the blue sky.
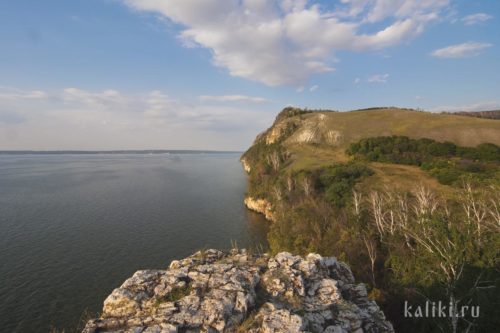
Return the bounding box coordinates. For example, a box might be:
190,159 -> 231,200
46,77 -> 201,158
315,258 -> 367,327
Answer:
0,0 -> 499,150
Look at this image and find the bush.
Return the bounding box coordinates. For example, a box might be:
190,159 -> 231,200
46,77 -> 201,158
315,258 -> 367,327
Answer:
348,136 -> 499,185
318,162 -> 373,207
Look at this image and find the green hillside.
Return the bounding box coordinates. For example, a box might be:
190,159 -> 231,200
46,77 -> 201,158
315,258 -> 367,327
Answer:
242,107 -> 500,333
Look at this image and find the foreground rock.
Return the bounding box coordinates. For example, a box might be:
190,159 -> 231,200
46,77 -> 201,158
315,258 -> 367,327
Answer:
83,250 -> 393,333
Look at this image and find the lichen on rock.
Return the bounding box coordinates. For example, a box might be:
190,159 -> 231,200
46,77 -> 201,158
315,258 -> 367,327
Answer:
83,249 -> 393,333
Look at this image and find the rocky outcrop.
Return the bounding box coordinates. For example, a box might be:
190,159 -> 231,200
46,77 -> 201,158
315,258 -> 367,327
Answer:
83,250 -> 393,333
244,197 -> 275,221
286,113 -> 343,146
241,158 -> 251,173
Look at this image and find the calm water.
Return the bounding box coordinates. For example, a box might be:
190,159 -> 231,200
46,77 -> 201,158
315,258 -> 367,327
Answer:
0,153 -> 268,332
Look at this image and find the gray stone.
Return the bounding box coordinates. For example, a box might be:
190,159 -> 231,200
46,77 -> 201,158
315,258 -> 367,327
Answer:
83,250 -> 394,333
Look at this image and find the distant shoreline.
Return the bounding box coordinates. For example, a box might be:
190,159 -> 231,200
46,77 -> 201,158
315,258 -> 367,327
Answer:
0,150 -> 243,155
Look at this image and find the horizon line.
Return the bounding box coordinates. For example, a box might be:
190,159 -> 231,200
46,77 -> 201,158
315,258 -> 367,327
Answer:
0,149 -> 243,154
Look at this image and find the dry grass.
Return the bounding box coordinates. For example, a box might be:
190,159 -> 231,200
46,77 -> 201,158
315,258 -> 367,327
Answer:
360,162 -> 458,197
286,145 -> 348,172
286,108 -> 500,148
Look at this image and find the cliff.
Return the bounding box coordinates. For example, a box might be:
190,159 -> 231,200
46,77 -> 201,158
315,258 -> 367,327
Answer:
83,249 -> 393,333
243,197 -> 275,221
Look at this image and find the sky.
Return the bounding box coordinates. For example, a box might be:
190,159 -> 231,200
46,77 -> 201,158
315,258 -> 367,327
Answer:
0,0 -> 499,150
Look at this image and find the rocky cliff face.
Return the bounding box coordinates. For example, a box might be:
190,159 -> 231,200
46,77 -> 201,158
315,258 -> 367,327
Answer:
243,197 -> 275,221
240,157 -> 252,173
83,249 -> 393,333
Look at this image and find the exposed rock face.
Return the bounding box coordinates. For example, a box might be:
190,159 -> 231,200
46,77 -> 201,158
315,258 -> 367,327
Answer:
241,158 -> 251,173
265,125 -> 285,145
83,250 -> 393,333
286,113 -> 343,146
244,197 -> 275,221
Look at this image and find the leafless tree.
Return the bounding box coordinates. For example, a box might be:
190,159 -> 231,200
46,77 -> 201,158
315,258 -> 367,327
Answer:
286,174 -> 294,193
267,150 -> 281,172
460,181 -> 498,245
488,195 -> 500,228
301,176 -> 314,197
370,191 -> 386,239
272,185 -> 283,201
362,185 -> 497,333
412,185 -> 438,221
352,190 -> 362,216
363,235 -> 377,286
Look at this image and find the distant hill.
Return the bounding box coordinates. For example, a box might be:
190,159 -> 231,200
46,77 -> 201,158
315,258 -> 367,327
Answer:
445,110 -> 500,120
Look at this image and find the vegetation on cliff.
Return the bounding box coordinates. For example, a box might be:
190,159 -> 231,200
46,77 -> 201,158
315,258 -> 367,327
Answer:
242,107 -> 500,333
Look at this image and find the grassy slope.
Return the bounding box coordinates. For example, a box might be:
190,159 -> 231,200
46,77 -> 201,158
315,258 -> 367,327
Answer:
288,108 -> 500,147
272,108 -> 500,195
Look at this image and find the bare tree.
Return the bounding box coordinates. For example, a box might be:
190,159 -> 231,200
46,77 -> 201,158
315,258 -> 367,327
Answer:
370,191 -> 386,239
286,174 -> 294,193
301,176 -> 314,197
352,190 -> 362,217
267,150 -> 281,172
395,192 -> 409,229
363,185 -> 497,333
461,182 -> 490,245
363,235 -> 377,286
412,185 -> 438,221
272,185 -> 283,201
487,195 -> 500,228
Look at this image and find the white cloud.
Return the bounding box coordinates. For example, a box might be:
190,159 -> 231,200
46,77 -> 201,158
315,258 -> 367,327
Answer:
431,42 -> 492,58
354,78 -> 361,84
199,95 -> 269,103
309,85 -> 319,92
341,0 -> 450,23
62,88 -> 128,109
367,73 -> 389,83
0,87 -> 274,150
0,87 -> 48,101
461,13 -> 493,25
123,0 -> 450,86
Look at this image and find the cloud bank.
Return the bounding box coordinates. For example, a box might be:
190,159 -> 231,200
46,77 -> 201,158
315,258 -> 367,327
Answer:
0,87 -> 274,150
123,0 -> 451,86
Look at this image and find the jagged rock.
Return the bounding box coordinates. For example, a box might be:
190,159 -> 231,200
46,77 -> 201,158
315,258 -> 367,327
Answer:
83,250 -> 393,333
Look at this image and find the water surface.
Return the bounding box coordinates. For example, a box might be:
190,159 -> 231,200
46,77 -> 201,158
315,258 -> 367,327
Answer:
0,153 -> 268,332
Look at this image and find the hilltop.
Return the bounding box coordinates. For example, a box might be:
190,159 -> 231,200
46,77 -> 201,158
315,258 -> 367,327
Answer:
259,107 -> 499,148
